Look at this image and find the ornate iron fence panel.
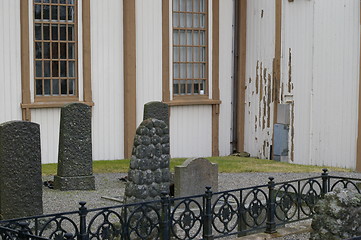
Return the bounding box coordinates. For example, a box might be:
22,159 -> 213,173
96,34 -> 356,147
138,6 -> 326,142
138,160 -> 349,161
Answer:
1,170 -> 361,240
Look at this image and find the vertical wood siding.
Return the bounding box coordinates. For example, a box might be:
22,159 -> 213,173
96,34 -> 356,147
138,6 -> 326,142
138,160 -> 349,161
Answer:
219,0 -> 234,156
282,0 -> 359,169
91,0 -> 124,161
244,0 -> 276,159
31,109 -> 61,163
0,0 -> 22,123
170,106 -> 212,157
135,0 -> 163,125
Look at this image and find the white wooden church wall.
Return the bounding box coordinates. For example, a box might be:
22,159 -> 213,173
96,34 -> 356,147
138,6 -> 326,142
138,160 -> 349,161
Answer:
0,0 -> 22,124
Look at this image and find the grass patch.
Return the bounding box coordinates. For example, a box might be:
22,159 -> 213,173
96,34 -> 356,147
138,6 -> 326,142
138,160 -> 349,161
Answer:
42,156 -> 351,176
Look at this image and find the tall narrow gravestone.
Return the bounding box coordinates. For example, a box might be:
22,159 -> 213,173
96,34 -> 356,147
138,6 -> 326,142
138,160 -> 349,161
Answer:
54,103 -> 95,190
0,121 -> 43,219
124,118 -> 170,204
143,101 -> 169,126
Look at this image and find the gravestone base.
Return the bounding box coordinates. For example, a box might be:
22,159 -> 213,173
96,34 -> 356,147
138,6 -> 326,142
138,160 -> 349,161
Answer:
54,175 -> 95,191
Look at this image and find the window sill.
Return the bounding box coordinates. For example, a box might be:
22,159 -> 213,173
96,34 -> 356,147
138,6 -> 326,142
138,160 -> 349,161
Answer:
21,101 -> 94,109
164,98 -> 221,106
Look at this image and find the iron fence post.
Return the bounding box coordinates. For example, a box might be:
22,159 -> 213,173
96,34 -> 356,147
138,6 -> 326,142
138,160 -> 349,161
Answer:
160,191 -> 170,240
78,201 -> 88,240
64,232 -> 74,240
265,177 -> 277,234
18,222 -> 29,240
322,168 -> 329,196
203,186 -> 214,240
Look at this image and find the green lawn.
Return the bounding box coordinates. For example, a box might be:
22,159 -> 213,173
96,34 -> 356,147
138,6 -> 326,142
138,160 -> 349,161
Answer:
41,156 -> 351,176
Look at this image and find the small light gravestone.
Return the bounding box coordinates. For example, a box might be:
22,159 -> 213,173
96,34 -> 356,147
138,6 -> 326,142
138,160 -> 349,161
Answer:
124,118 -> 170,205
174,158 -> 218,198
0,121 -> 43,219
143,101 -> 169,126
54,103 -> 95,190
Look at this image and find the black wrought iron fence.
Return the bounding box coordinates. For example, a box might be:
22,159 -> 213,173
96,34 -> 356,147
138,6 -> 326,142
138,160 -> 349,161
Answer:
0,169 -> 360,240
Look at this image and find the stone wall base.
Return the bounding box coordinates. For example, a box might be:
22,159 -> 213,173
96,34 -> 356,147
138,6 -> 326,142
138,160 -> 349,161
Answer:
54,175 -> 95,191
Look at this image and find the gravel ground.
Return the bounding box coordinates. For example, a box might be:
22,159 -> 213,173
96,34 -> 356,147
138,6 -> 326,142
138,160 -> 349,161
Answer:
42,171 -> 361,239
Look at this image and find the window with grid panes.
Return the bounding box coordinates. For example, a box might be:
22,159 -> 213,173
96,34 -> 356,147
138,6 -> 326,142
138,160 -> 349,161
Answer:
33,0 -> 77,98
173,0 -> 207,97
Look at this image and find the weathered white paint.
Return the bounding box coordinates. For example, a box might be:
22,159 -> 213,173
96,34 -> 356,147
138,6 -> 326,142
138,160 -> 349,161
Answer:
136,0 -> 163,125
244,0 -> 276,159
91,0 -> 124,161
170,105 -> 212,157
0,0 -> 22,123
282,0 -> 360,169
219,0 -> 234,155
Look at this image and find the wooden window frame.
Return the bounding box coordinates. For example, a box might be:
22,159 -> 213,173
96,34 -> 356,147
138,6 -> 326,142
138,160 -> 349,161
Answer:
20,0 -> 93,120
162,0 -> 220,107
33,0 -> 79,102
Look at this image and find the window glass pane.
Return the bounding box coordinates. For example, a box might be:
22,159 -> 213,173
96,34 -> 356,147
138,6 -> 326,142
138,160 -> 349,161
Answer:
44,79 -> 51,95
60,61 -> 67,77
186,13 -> 192,28
200,47 -> 206,62
200,31 -> 205,45
44,0 -> 50,3
193,14 -> 199,28
44,42 -> 50,59
200,14 -> 206,28
68,6 -> 74,22
173,47 -> 179,62
69,79 -> 75,95
200,80 -> 206,94
194,63 -> 199,78
187,63 -> 192,78
60,43 -> 66,59
193,31 -> 199,45
194,47 -> 199,62
186,47 -> 192,62
173,30 -> 179,45
68,61 -> 75,77
173,82 -> 179,94
60,0 -> 67,3
35,61 -> 42,77
68,26 -> 74,41
180,47 -> 186,62
36,80 -> 43,95
173,0 -> 179,11
193,0 -> 199,12
68,0 -> 74,4
173,63 -> 179,78
52,61 -> 59,77
52,25 -> 58,40
180,0 -> 186,11
187,80 -> 192,94
51,6 -> 58,20
34,0 -> 41,3
68,43 -> 75,59
200,63 -> 206,78
186,31 -> 192,45
52,79 -> 59,95
35,43 -> 42,59
43,5 -> 50,20
180,30 -> 186,45
180,13 -> 186,28
51,42 -> 58,59
180,80 -> 186,94
194,81 -> 199,94
35,24 -> 42,40
173,13 -> 179,28
186,0 -> 192,11
200,0 -> 205,12
52,0 -> 59,3
180,64 -> 186,78
60,24 -> 66,40
44,61 -> 51,77
35,5 -> 42,20
60,6 -> 66,20
43,24 -> 50,40
61,79 -> 67,94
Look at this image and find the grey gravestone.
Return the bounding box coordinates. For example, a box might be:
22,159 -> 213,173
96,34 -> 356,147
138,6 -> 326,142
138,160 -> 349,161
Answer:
54,103 -> 95,190
124,118 -> 170,204
0,121 -> 43,219
143,101 -> 169,126
175,158 -> 218,198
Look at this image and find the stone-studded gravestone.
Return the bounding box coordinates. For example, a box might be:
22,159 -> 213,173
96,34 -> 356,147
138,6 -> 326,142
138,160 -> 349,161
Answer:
143,101 -> 169,126
124,118 -> 170,204
311,188 -> 361,240
174,158 -> 218,198
0,121 -> 43,219
54,103 -> 95,190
